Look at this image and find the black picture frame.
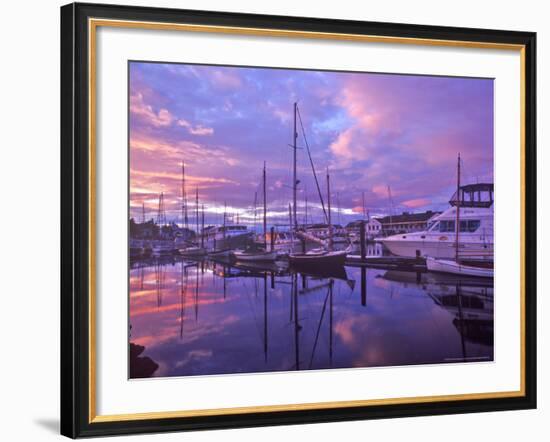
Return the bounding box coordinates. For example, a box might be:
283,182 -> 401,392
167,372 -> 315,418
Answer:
61,2 -> 537,438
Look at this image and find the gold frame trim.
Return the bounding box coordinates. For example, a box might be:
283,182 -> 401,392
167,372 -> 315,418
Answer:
88,18 -> 527,424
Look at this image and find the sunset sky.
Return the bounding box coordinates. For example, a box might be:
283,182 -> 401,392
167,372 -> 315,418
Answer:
129,61 -> 493,228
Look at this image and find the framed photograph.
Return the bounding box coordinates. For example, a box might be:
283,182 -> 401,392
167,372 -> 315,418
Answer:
60,2 -> 536,438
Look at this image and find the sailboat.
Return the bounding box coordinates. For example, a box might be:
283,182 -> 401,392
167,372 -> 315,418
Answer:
425,154 -> 493,278
287,103 -> 348,268
150,192 -> 177,256
233,162 -> 277,262
179,188 -> 206,257
289,168 -> 348,267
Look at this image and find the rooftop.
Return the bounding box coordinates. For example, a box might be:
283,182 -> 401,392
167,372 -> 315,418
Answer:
375,210 -> 440,225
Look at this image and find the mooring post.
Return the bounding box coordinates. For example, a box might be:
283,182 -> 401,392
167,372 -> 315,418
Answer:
270,226 -> 275,251
360,221 -> 366,261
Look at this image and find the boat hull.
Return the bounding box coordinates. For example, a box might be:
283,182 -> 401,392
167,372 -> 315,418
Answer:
179,247 -> 207,257
233,250 -> 278,262
380,238 -> 493,260
288,250 -> 347,267
207,249 -> 233,258
426,257 -> 494,278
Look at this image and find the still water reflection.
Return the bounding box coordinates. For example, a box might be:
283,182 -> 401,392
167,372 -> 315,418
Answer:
129,255 -> 493,378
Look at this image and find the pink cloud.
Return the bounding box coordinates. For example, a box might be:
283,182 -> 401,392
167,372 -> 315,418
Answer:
209,69 -> 243,90
130,92 -> 174,127
176,119 -> 214,136
329,128 -> 355,159
402,198 -> 431,208
131,90 -> 214,135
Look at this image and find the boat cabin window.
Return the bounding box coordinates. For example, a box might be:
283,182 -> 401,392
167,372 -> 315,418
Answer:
225,225 -> 247,231
438,220 -> 455,232
429,219 -> 480,233
460,220 -> 481,232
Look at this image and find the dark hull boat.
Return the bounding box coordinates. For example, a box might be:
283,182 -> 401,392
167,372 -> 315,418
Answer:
207,248 -> 233,258
288,249 -> 347,268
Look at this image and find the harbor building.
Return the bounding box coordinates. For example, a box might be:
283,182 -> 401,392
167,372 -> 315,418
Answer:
376,210 -> 441,236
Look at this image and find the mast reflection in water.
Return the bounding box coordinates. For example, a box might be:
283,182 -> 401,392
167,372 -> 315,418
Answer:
129,257 -> 493,378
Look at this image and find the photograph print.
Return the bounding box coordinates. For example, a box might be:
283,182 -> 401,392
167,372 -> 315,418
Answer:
128,61 -> 494,379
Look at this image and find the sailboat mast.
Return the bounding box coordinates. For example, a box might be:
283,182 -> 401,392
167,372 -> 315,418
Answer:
263,161 -> 267,250
455,153 -> 461,261
292,102 -> 298,230
201,204 -> 205,249
195,188 -> 199,242
223,201 -> 227,240
304,190 -> 308,226
181,161 -> 187,227
288,203 -> 293,247
157,193 -> 161,225
337,191 -> 341,226
327,168 -> 333,251
253,191 -> 258,234
387,185 -> 394,229
156,192 -> 166,226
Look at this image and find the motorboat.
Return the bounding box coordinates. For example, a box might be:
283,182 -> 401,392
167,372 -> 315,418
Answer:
379,183 -> 493,261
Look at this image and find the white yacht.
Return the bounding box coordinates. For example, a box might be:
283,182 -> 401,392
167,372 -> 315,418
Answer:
379,183 -> 493,261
